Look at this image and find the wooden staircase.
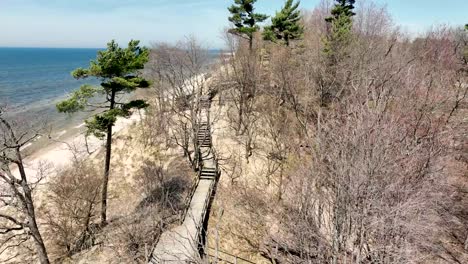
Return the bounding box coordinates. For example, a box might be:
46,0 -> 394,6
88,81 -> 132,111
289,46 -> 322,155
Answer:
197,123 -> 211,148
149,94 -> 221,263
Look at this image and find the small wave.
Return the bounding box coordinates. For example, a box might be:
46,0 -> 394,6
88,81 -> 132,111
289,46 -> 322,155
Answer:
56,130 -> 67,138
75,123 -> 86,128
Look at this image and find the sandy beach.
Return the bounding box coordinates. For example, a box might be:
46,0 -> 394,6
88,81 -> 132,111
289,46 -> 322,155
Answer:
16,111 -> 143,181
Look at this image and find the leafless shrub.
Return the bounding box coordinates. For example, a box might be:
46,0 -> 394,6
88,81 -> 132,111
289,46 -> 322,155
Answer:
112,205 -> 164,264
42,160 -> 101,261
136,162 -> 188,214
110,158 -> 193,263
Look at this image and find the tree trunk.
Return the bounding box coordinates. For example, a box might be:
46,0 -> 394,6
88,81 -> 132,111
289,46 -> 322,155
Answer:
245,134 -> 253,163
277,165 -> 283,201
1,117 -> 50,263
237,87 -> 244,135
101,89 -> 116,226
17,153 -> 50,264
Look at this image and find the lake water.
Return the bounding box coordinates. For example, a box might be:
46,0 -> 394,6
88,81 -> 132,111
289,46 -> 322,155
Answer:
0,48 -> 100,108
0,47 -> 221,136
0,47 -> 101,132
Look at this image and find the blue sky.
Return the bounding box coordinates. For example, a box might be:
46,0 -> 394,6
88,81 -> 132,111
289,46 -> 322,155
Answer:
0,0 -> 466,48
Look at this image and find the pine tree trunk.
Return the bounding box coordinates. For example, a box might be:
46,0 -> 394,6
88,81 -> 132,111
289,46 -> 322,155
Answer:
101,89 -> 116,226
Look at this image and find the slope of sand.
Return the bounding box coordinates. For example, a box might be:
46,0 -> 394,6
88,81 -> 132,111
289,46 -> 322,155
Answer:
16,111 -> 143,181
0,112 -> 144,263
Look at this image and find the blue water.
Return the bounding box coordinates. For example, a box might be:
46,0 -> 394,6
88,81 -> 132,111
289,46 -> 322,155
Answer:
0,47 -> 221,133
0,47 -> 100,110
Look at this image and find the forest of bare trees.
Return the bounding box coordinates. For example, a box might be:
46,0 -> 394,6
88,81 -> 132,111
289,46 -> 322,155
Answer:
0,0 -> 466,263
209,0 -> 467,263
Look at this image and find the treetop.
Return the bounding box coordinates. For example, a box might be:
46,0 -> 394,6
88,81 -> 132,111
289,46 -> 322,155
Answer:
228,0 -> 268,38
72,40 -> 149,79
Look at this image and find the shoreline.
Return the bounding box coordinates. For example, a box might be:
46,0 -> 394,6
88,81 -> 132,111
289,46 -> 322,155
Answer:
17,110 -> 143,181
19,87 -> 152,167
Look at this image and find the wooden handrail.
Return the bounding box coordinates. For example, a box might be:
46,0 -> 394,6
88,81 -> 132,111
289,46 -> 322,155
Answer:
180,170 -> 201,224
151,96 -> 219,263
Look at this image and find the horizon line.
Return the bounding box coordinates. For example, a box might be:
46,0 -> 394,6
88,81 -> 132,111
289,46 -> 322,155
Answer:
0,46 -> 105,49
0,46 -> 226,50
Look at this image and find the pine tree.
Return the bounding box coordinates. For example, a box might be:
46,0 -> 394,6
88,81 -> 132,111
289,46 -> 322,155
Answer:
228,0 -> 268,50
325,0 -> 356,23
263,0 -> 304,46
57,40 -> 150,226
323,0 -> 356,64
318,0 -> 356,106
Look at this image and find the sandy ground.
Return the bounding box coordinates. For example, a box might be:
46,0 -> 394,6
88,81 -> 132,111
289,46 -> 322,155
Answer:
0,111 -> 144,263
16,111 -> 143,181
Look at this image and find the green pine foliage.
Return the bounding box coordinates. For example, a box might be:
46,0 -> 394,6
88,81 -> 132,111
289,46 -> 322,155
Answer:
228,0 -> 268,48
325,0 -> 356,23
57,39 -> 150,225
57,40 -> 150,138
323,0 -> 356,62
263,0 -> 304,46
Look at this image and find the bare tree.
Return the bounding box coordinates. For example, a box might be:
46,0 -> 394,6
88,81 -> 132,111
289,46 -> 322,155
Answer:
0,108 -> 50,264
211,2 -> 468,263
221,32 -> 263,136
261,13 -> 468,264
148,36 -> 209,166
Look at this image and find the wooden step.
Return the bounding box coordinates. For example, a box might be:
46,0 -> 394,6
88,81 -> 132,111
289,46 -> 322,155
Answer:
201,171 -> 217,176
201,172 -> 216,175
200,172 -> 217,178
201,168 -> 217,172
